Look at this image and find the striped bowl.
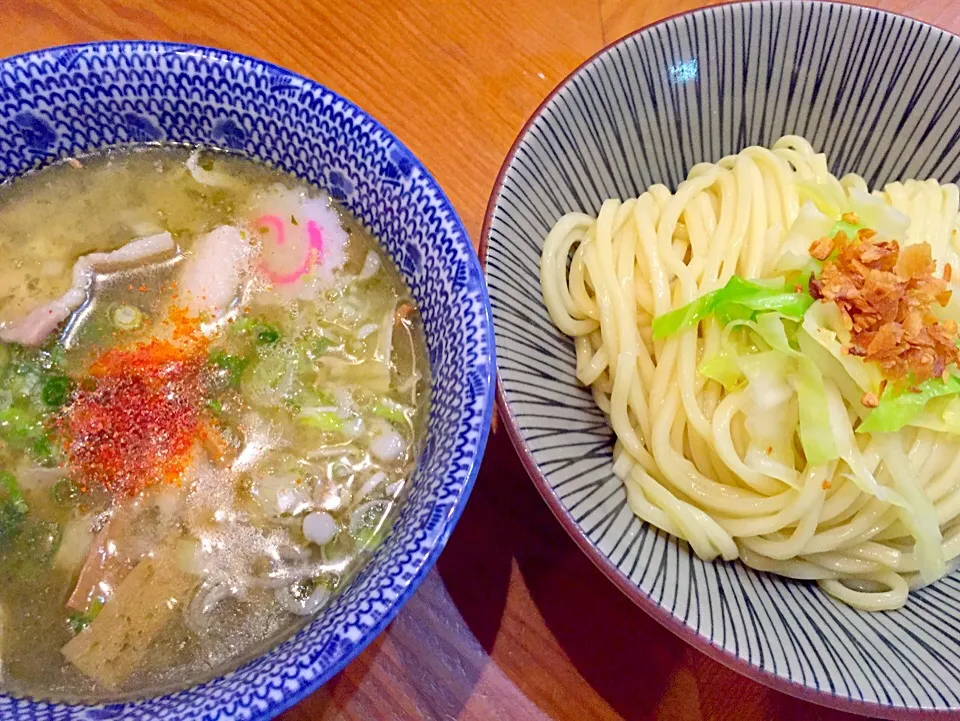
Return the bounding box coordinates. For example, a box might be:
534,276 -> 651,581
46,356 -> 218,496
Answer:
484,2 -> 960,717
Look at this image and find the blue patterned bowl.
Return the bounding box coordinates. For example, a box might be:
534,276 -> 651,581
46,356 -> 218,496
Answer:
0,42 -> 494,720
485,2 -> 960,718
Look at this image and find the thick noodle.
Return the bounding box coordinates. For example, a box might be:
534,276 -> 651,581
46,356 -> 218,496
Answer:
540,136 -> 960,611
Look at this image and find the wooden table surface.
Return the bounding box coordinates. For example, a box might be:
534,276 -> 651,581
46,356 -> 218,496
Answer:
3,0 -> 957,719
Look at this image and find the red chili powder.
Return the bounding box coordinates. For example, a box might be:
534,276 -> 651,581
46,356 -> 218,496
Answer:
61,309 -> 208,497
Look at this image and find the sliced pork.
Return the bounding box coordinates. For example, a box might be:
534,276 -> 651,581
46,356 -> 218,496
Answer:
177,225 -> 253,325
0,232 -> 175,346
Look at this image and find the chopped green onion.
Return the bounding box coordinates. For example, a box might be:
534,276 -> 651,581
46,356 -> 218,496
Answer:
313,337 -> 334,356
0,471 -> 27,545
40,375 -> 71,407
0,504 -> 25,547
257,324 -> 281,345
206,398 -> 223,415
0,471 -> 26,513
290,578 -> 317,601
314,389 -> 336,406
68,597 -> 103,634
229,317 -> 257,336
0,407 -> 42,447
353,524 -> 385,548
43,344 -> 66,372
298,410 -> 344,432
349,501 -> 389,548
68,612 -> 88,634
371,399 -> 408,425
228,316 -> 281,345
242,348 -> 297,407
111,304 -> 143,331
209,351 -> 249,387
229,317 -> 281,345
288,389 -> 336,414
51,478 -> 81,506
31,435 -> 57,466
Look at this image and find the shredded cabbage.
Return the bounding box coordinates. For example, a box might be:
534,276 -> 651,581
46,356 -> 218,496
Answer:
795,326 -> 868,414
847,187 -> 910,240
753,313 -> 838,465
796,177 -> 848,219
822,385 -> 898,505
790,182 -> 908,243
858,375 -> 960,434
653,276 -> 813,340
699,326 -> 801,483
821,383 -> 932,568
873,434 -> 944,583
738,351 -> 794,409
699,349 -> 741,391
907,396 -> 960,434
830,215 -> 861,239
700,313 -> 837,466
800,302 -> 884,393
775,202 -> 834,272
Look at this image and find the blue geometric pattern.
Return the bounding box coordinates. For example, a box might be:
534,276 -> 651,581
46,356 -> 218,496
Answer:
487,2 -> 960,715
0,41 -> 495,720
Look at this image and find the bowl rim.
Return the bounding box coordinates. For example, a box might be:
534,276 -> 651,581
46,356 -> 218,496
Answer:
480,1 -> 960,717
0,39 -> 497,719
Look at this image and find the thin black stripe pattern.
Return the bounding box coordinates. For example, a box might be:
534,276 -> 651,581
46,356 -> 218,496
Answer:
487,1 -> 960,712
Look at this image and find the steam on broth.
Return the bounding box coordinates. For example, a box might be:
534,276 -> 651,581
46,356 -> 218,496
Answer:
0,147 -> 429,701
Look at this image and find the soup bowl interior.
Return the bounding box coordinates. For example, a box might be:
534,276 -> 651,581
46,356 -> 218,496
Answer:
485,1 -> 960,716
0,42 -> 494,720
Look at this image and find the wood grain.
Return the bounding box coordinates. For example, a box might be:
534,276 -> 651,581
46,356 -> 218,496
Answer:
0,0 -> 947,719
600,0 -> 960,42
0,0 -> 600,245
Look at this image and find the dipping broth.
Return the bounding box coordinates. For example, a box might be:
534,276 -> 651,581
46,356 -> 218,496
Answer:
0,147 -> 428,701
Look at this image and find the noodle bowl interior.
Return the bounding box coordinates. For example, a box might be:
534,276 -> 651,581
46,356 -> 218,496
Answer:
541,135 -> 960,612
0,146 -> 429,701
